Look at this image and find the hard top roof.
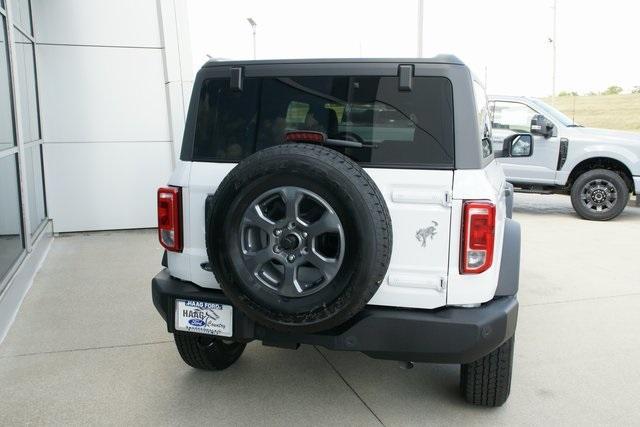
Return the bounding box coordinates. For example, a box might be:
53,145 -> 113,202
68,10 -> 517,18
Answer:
202,54 -> 465,68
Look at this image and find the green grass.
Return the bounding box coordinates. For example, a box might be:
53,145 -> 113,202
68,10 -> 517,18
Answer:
542,94 -> 640,132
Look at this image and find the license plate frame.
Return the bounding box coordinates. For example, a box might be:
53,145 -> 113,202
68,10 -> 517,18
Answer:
174,299 -> 233,337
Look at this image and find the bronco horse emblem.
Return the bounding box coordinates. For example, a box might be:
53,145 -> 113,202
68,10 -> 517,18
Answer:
416,221 -> 439,247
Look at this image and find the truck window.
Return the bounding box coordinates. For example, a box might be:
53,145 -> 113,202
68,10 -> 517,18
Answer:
192,75 -> 455,168
491,101 -> 537,133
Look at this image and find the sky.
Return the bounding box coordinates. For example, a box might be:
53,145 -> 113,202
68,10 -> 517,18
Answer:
187,0 -> 640,97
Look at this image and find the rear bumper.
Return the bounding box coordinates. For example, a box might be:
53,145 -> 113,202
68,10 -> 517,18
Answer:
152,269 -> 518,364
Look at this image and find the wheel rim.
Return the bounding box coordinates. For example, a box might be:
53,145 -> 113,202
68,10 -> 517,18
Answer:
239,186 -> 345,298
580,178 -> 618,212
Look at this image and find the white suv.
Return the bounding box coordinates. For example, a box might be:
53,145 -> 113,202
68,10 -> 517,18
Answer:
152,57 -> 521,407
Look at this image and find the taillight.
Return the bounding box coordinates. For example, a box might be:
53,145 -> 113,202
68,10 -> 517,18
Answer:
460,201 -> 495,274
157,187 -> 182,252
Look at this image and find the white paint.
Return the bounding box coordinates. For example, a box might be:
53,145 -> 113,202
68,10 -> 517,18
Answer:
167,160 -> 511,308
367,168 -> 452,309
178,161 -> 234,288
446,160 -> 507,305
170,163 -> 458,309
166,160 -> 192,281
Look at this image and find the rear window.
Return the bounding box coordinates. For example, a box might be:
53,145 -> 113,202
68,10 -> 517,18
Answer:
192,75 -> 454,168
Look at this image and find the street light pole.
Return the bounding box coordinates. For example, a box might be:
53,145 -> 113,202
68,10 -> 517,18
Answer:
417,0 -> 424,57
551,0 -> 557,105
247,18 -> 257,60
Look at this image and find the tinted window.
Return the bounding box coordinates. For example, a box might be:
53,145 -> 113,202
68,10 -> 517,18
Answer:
473,81 -> 492,158
192,75 -> 454,168
193,78 -> 259,161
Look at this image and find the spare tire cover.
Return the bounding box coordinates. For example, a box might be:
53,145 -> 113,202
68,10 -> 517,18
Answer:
206,143 -> 392,333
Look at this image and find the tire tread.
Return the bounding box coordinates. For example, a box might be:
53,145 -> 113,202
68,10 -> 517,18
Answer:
460,337 -> 514,407
174,333 -> 245,370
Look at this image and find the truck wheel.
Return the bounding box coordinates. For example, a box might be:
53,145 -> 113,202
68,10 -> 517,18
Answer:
206,143 -> 392,333
460,337 -> 514,407
570,169 -> 629,221
174,332 -> 246,370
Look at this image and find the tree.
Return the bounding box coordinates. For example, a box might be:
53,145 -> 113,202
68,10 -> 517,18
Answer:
632,86 -> 640,94
558,91 -> 578,97
603,85 -> 623,95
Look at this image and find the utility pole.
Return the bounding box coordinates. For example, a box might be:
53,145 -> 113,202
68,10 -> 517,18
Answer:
247,18 -> 257,60
417,0 -> 424,57
551,0 -> 557,105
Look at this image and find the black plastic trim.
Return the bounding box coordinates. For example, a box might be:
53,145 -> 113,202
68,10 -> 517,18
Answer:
495,218 -> 520,297
152,270 -> 518,364
557,138 -> 569,170
504,182 -> 514,219
398,64 -> 413,91
230,67 -> 243,91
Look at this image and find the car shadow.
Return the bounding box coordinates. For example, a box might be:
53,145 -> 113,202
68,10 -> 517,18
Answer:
167,343 -> 507,424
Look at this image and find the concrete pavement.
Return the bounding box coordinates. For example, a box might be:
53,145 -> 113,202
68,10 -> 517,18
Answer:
1,194 -> 639,425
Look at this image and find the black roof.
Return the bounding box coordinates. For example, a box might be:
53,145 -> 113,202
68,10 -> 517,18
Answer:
203,55 -> 465,68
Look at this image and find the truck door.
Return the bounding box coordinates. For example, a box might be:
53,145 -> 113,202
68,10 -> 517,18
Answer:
490,100 -> 560,184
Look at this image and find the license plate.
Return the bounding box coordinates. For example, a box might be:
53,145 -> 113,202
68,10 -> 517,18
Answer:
174,299 -> 233,337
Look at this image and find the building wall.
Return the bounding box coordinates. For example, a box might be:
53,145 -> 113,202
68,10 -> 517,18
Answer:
33,0 -> 192,232
1,0 -> 53,341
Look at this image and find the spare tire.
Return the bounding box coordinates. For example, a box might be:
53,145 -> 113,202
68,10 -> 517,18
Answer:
206,143 -> 392,333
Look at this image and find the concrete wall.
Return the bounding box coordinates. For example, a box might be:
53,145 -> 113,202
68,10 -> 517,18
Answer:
33,0 -> 192,232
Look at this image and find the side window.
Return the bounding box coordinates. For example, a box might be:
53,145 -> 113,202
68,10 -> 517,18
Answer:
491,101 -> 537,133
473,82 -> 492,158
193,78 -> 260,161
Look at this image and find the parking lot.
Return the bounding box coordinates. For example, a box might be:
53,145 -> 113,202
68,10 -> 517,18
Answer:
1,193 -> 639,425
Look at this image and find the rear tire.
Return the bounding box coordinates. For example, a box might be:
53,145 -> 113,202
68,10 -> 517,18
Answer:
460,337 -> 514,407
570,169 -> 629,221
174,332 -> 246,370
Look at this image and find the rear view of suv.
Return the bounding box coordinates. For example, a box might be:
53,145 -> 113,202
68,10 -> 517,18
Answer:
152,57 -> 521,406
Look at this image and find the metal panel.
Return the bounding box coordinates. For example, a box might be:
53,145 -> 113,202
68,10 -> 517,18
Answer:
32,0 -> 161,47
36,44 -> 170,142
43,142 -> 173,232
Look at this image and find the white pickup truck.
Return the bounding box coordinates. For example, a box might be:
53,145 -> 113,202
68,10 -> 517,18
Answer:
490,96 -> 640,220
